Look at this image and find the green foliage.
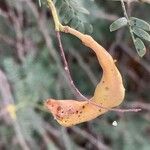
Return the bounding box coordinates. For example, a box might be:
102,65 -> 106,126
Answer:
110,15 -> 150,57
132,26 -> 150,42
109,1 -> 150,57
54,0 -> 93,33
129,17 -> 150,57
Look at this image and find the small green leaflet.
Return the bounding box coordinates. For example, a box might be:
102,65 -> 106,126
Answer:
110,17 -> 128,32
132,26 -> 150,42
62,8 -> 74,24
84,23 -> 93,34
130,17 -> 150,31
69,0 -> 90,14
70,17 -> 80,28
55,0 -> 64,10
134,38 -> 146,57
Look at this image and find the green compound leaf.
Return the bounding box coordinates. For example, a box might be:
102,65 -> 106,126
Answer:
130,17 -> 150,31
110,17 -> 127,32
62,7 -> 74,24
54,0 -> 92,34
55,0 -> 65,10
84,23 -> 93,34
134,38 -> 146,57
132,26 -> 150,42
69,0 -> 89,15
76,22 -> 85,33
70,17 -> 81,29
59,2 -> 70,21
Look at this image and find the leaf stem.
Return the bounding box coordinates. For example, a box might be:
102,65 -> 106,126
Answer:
120,0 -> 136,43
120,0 -> 129,20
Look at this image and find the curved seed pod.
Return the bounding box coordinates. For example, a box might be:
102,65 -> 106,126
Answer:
44,26 -> 125,127
64,27 -> 125,107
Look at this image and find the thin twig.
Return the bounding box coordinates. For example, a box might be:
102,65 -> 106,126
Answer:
56,31 -> 88,100
88,100 -> 141,113
120,0 -> 136,45
120,0 -> 129,19
126,101 -> 150,111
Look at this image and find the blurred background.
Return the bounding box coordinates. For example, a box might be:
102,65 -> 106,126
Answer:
0,0 -> 150,150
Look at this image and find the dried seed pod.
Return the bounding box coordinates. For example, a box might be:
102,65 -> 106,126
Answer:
44,26 -> 125,127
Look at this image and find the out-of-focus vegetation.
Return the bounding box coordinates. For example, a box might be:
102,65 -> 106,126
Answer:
0,0 -> 150,150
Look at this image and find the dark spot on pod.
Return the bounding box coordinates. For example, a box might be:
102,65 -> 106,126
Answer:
80,111 -> 82,114
57,106 -> 62,111
99,109 -> 101,112
78,115 -> 81,117
82,105 -> 85,109
76,110 -> 79,114
65,120 -> 67,123
102,81 -> 105,83
61,111 -> 64,113
56,114 -> 63,120
46,100 -> 51,105
105,87 -> 109,90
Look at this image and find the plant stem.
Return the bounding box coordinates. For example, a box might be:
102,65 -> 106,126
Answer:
47,0 -> 87,100
89,101 -> 141,113
120,0 -> 135,42
47,0 -> 63,31
56,31 -> 87,100
120,0 -> 129,20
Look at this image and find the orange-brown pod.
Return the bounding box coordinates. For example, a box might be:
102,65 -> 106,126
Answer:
44,26 -> 125,127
